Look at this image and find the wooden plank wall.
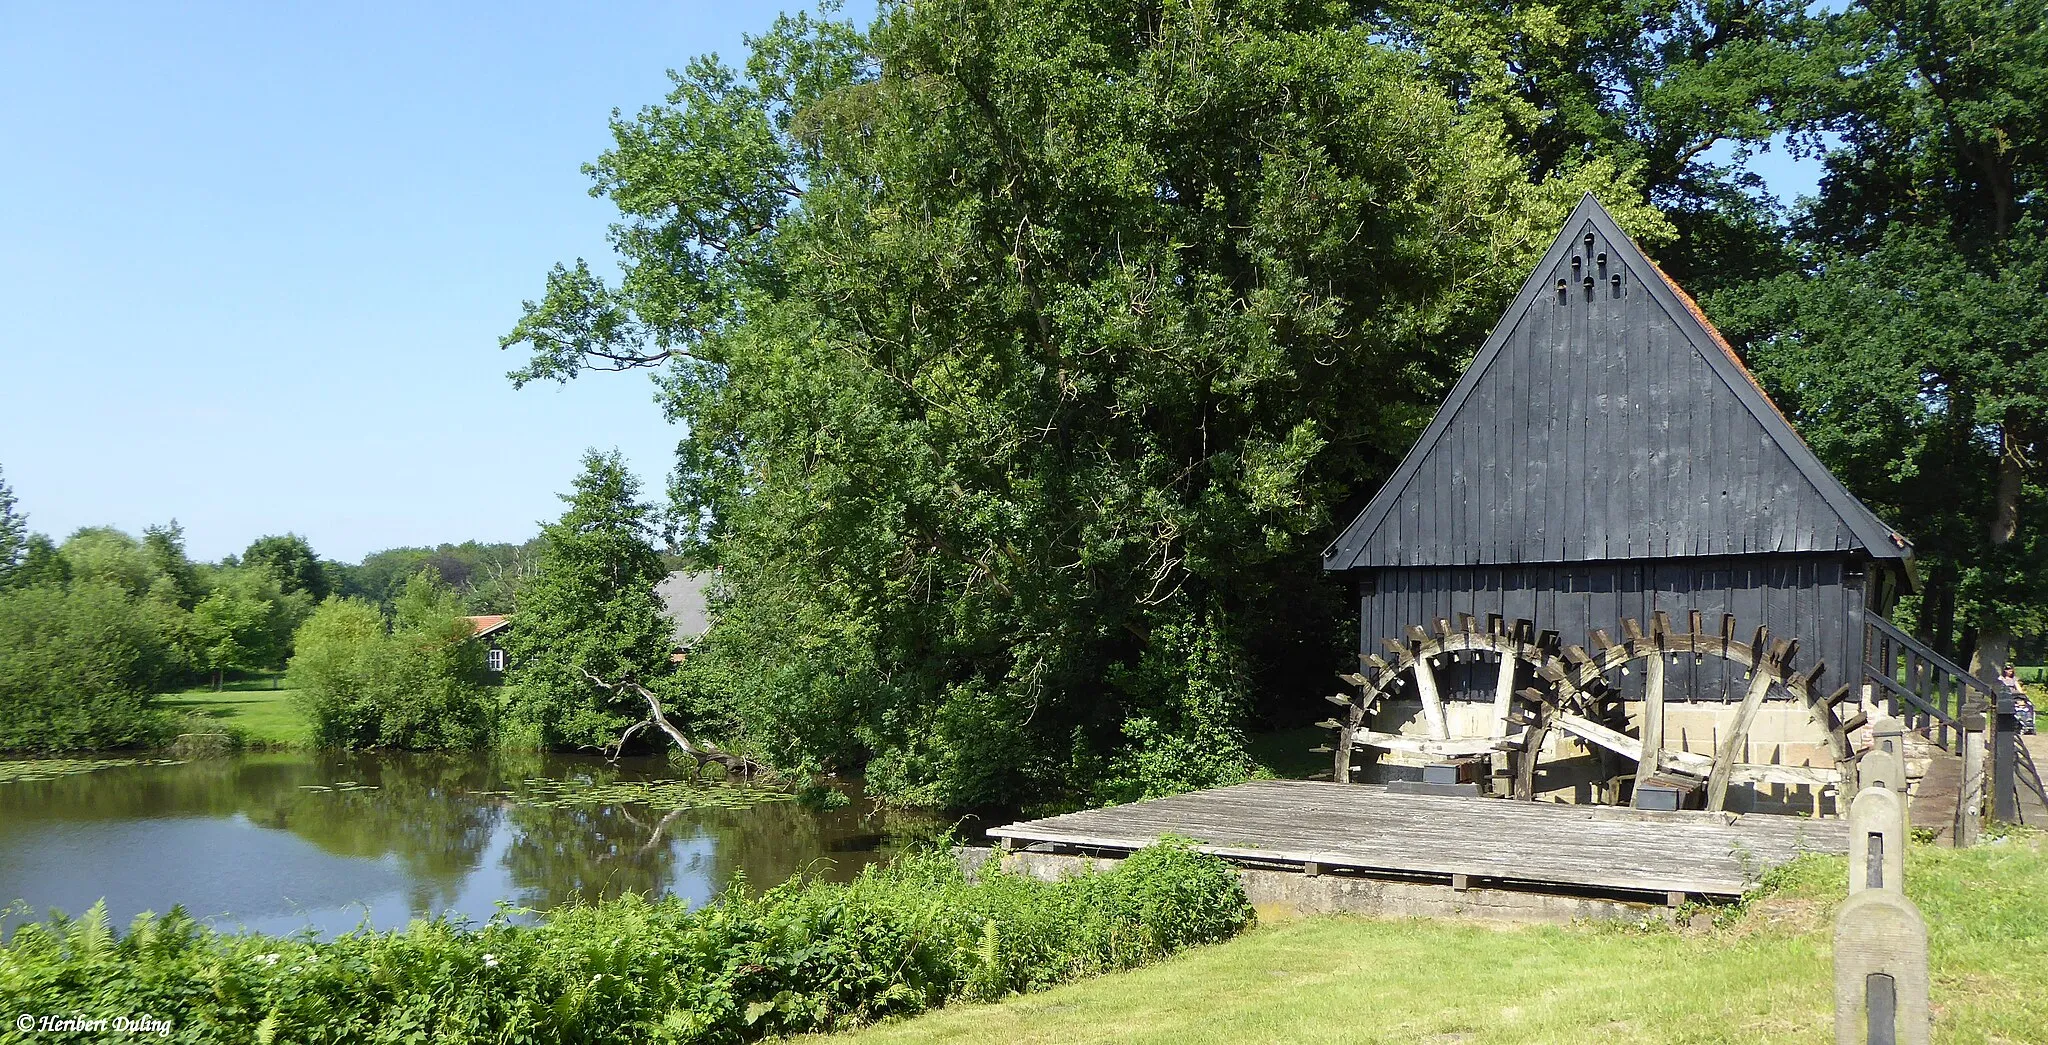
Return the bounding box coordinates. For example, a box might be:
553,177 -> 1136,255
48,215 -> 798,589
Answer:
1351,220 -> 1860,569
1359,556 -> 1862,703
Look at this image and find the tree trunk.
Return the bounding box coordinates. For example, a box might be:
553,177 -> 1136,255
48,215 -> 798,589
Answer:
1968,425 -> 2025,679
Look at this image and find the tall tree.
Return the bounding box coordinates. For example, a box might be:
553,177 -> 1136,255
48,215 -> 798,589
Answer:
242,533 -> 331,602
0,466 -> 24,584
501,451 -> 676,751
1708,0 -> 2048,674
58,527 -> 164,598
143,521 -> 202,609
9,534 -> 70,591
187,565 -> 310,688
503,1 -> 1668,805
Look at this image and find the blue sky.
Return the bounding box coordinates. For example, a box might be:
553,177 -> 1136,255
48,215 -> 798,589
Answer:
0,4 -> 1818,564
0,2 -> 853,563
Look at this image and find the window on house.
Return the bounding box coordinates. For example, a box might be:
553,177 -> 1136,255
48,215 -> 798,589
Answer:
487,648 -> 504,672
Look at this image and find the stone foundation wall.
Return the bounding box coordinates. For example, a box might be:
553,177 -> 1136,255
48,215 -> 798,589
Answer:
961,847 -> 1662,925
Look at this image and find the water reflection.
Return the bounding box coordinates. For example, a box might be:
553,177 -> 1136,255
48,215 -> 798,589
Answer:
0,753 -> 932,939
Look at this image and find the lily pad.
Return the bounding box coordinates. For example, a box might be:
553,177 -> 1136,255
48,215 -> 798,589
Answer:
0,759 -> 185,783
503,777 -> 794,813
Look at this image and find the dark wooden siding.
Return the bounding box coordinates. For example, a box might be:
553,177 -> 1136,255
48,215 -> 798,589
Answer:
1346,219 -> 1861,568
1359,555 -> 1863,703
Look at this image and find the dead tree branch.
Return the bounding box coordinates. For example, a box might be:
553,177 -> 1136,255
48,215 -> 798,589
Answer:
582,670 -> 773,780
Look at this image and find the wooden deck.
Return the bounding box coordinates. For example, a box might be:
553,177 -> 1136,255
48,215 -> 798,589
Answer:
988,779 -> 1849,898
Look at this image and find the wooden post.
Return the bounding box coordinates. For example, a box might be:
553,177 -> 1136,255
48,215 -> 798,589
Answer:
1848,788 -> 1905,895
1633,651 -> 1667,808
1956,712 -> 1987,848
1412,651 -> 1450,740
1514,705 -> 1553,801
1708,667 -> 1777,811
1490,646 -> 1519,791
1992,688 -> 2020,823
1333,721 -> 1354,784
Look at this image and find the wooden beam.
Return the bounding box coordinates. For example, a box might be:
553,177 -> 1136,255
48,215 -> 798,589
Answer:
1554,712 -> 1711,775
1490,639 -> 1520,791
1707,667 -> 1777,810
1514,712 -> 1552,800
1729,764 -> 1841,788
1633,649 -> 1667,807
1412,650 -> 1450,739
1555,712 -> 1642,760
1348,730 -> 1502,758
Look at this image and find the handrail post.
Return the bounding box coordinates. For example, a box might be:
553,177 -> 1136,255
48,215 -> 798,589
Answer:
1957,711 -> 1987,847
1992,689 -> 2019,823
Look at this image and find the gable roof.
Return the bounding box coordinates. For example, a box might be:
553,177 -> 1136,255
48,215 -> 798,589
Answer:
1322,195 -> 1909,571
461,614 -> 512,639
655,571 -> 712,647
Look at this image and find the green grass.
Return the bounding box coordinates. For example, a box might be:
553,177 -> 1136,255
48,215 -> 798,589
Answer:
829,831 -> 2048,1044
158,672 -> 309,748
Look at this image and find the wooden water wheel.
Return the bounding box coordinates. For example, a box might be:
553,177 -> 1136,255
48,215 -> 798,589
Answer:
1323,611 -> 1867,812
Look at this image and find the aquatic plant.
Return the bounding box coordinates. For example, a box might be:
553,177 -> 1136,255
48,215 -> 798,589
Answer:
0,841 -> 1251,1043
483,776 -> 794,813
0,758 -> 184,784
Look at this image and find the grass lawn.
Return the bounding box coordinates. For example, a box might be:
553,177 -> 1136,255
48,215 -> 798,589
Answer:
158,671 -> 309,748
829,831 -> 2048,1044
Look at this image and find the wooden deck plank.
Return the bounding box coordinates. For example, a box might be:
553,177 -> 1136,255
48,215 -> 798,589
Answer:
988,780 -> 1845,897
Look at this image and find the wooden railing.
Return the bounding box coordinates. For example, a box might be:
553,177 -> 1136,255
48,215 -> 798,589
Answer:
1863,613 -> 2042,823
1861,614 -> 1988,752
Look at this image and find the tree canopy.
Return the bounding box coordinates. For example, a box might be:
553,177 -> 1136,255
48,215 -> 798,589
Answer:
504,0 -> 1670,806
500,450 -> 678,751
1707,0 -> 2048,673
242,533 -> 331,602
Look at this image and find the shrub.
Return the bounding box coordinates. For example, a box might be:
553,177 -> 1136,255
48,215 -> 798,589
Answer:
288,574 -> 495,750
0,582 -> 179,752
0,841 -> 1251,1043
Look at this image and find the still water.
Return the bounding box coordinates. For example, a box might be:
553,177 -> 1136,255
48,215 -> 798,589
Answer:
0,753 -> 931,939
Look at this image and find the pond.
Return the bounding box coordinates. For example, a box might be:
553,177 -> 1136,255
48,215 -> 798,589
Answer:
0,752 -> 935,939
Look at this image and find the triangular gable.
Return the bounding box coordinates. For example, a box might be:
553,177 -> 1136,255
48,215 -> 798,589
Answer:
1323,195 -> 1908,571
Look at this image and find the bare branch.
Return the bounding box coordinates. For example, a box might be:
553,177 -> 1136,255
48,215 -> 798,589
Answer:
583,669 -> 773,779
